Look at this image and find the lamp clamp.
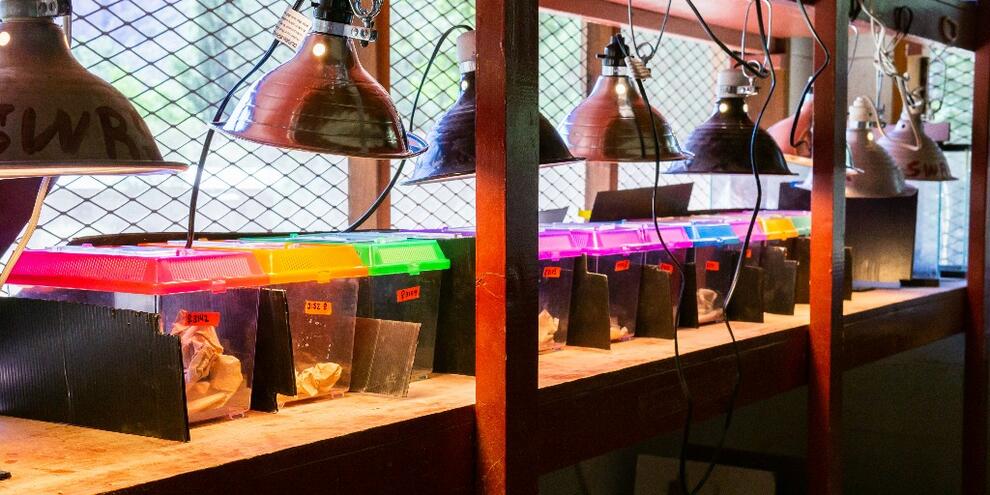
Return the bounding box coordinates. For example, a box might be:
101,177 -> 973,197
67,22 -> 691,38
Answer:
313,18 -> 377,43
312,0 -> 380,46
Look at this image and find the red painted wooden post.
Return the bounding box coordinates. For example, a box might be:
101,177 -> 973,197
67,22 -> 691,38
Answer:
475,0 -> 541,492
809,2 -> 848,494
963,3 -> 990,493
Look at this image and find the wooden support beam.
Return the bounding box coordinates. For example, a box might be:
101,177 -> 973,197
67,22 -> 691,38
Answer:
540,0 -> 785,53
808,1 -> 848,494
475,0 -> 541,491
963,3 -> 990,493
583,23 -> 620,211
348,0 -> 393,230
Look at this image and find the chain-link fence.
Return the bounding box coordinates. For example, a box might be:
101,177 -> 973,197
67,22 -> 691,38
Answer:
929,45 -> 973,270
29,0 -> 351,249
391,5 -> 588,228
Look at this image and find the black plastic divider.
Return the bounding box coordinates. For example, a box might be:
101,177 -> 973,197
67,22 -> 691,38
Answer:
762,247 -> 798,315
566,255 -> 613,350
679,260 -> 701,328
430,237 -> 477,376
350,318 -> 420,396
636,265 -> 676,339
0,298 -> 189,441
250,289 -> 295,413
727,264 -> 766,323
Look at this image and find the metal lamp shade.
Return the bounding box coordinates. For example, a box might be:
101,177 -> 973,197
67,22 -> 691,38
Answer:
878,110 -> 956,181
799,127 -> 914,198
666,98 -> 793,175
219,33 -> 425,159
0,18 -> 186,179
559,75 -> 686,163
767,95 -> 813,166
404,73 -> 579,185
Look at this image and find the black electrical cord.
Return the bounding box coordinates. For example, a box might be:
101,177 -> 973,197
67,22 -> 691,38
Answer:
789,0 -> 831,152
186,0 -> 307,248
346,23 -> 474,231
185,2 -> 465,245
624,1 -> 775,493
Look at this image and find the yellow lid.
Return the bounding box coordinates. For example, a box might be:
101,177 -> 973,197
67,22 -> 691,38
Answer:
148,240 -> 368,284
759,217 -> 799,241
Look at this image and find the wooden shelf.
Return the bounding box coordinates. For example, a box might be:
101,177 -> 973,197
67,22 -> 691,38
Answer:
0,282 -> 966,493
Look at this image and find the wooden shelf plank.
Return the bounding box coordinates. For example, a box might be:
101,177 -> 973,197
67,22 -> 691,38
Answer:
0,375 -> 476,495
537,281 -> 967,473
0,283 -> 966,493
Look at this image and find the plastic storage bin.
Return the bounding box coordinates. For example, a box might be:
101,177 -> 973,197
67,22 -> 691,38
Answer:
7,245 -> 267,423
537,230 -> 582,352
631,221 -> 694,317
777,211 -> 811,237
710,213 -> 770,266
260,234 -> 450,381
685,220 -> 742,324
546,224 -> 651,341
158,240 -> 367,405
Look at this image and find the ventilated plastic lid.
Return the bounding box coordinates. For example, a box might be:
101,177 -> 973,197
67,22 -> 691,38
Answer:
544,223 -> 654,256
250,234 -> 450,276
759,216 -> 800,240
775,211 -> 811,236
629,221 -> 695,250
6,245 -> 268,295
688,221 -> 742,247
538,230 -> 583,260
153,240 -> 368,284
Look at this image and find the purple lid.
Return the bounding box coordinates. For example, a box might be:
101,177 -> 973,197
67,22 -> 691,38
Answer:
635,222 -> 695,250
546,224 -> 653,256
538,230 -> 582,260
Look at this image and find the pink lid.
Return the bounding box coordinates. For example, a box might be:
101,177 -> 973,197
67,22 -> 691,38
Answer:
7,245 -> 268,295
637,222 -> 695,249
538,231 -> 582,260
546,224 -> 653,256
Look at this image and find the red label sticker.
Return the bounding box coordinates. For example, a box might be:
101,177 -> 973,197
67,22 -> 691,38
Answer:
543,266 -> 562,279
304,300 -> 333,315
746,248 -> 753,259
659,263 -> 674,273
615,259 -> 631,272
705,260 -> 720,271
178,311 -> 221,326
397,286 -> 421,303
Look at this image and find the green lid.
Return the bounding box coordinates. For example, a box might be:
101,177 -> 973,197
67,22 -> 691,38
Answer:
245,234 -> 450,276
789,215 -> 811,236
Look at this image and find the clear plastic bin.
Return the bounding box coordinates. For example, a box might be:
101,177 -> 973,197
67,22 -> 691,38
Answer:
537,231 -> 582,352
707,212 -> 769,266
156,240 -> 367,405
685,221 -> 742,324
546,224 -> 650,341
634,221 -> 694,319
7,245 -> 266,423
255,234 -> 450,381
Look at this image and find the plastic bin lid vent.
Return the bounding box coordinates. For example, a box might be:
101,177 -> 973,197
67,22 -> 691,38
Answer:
5,245 -> 268,295
355,240 -> 450,276
688,222 -> 742,247
538,230 -> 583,261
156,240 -> 368,284
242,234 -> 451,277
546,223 -> 654,256
759,216 -> 800,240
636,222 -> 694,250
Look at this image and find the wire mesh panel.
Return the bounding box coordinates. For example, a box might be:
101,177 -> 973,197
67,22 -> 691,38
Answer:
929,46 -> 974,270
390,5 -> 588,228
617,30 -> 725,211
24,0 -> 351,249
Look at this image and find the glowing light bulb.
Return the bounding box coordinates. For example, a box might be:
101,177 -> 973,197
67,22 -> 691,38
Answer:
867,131 -> 875,142
0,32 -> 10,47
312,42 -> 327,57
719,103 -> 729,113
743,103 -> 749,113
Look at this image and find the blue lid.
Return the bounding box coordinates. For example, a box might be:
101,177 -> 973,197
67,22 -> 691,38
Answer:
688,222 -> 741,247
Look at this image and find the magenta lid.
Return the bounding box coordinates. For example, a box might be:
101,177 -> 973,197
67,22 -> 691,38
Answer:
545,224 -> 653,256
538,230 -> 583,260
6,245 -> 268,295
635,222 -> 695,249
